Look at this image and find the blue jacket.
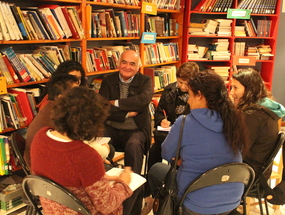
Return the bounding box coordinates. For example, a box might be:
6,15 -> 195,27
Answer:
162,109 -> 243,214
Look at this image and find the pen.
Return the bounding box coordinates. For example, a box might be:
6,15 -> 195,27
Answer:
163,109 -> 167,119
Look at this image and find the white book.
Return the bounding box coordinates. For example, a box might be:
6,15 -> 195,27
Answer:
106,168 -> 146,191
53,6 -> 72,38
3,2 -> 22,40
0,2 -> 10,40
26,54 -> 51,78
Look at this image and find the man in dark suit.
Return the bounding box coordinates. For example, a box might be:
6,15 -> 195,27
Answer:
99,49 -> 153,215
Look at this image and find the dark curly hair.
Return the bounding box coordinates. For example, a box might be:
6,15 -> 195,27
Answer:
47,74 -> 78,101
188,70 -> 248,155
232,67 -> 269,111
51,87 -> 110,141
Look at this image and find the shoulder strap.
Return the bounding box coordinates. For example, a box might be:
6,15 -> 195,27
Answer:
173,115 -> 186,165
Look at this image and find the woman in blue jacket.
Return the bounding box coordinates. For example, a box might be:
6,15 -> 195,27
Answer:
148,70 -> 248,214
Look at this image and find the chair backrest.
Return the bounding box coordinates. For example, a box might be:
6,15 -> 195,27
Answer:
178,162 -> 255,211
22,175 -> 92,215
10,132 -> 30,175
260,132 -> 285,177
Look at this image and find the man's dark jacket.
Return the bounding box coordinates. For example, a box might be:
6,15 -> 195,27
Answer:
99,72 -> 153,153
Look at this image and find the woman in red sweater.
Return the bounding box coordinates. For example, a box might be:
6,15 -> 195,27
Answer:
31,87 -> 133,215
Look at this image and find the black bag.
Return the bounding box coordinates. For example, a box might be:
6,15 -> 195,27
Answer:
259,146 -> 285,205
153,116 -> 186,215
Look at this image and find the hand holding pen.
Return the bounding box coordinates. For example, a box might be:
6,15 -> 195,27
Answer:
161,109 -> 171,128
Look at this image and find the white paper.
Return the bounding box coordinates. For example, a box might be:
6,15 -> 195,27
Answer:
157,126 -> 171,132
106,168 -> 146,191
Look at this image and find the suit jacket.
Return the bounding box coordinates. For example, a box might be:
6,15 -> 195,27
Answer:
99,72 -> 153,152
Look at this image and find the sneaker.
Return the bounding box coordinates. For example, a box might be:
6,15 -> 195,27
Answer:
141,196 -> 154,215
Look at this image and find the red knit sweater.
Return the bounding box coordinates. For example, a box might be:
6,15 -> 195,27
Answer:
31,127 -> 132,215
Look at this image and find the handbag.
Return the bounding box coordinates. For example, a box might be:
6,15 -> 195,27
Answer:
153,115 -> 186,215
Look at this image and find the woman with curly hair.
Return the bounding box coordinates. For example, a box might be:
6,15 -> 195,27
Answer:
31,87 -> 133,215
231,67 -> 285,179
148,70 -> 248,214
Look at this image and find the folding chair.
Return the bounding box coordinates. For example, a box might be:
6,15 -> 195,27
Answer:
246,131 -> 285,215
10,132 -> 35,215
10,132 -> 30,175
22,175 -> 92,215
177,162 -> 255,215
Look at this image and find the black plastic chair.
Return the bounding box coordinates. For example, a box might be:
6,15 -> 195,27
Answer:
10,132 -> 30,175
22,175 -> 92,215
10,132 -> 35,215
246,131 -> 285,215
177,162 -> 255,215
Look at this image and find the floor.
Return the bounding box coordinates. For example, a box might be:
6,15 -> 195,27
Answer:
9,152 -> 285,215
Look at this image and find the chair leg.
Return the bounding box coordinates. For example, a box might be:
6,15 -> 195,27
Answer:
257,189 -> 264,215
264,199 -> 269,215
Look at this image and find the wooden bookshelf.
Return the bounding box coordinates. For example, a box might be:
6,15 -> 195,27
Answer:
182,0 -> 281,91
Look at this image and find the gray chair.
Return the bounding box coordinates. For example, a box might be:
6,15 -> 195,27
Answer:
246,131 -> 285,215
22,175 -> 91,215
10,132 -> 30,175
177,162 -> 255,215
10,132 -> 34,215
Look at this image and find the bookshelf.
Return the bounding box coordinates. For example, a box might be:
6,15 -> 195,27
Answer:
182,0 -> 281,90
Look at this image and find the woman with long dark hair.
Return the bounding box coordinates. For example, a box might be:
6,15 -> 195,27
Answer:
148,70 -> 248,214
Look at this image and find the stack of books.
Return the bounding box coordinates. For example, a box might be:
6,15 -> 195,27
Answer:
256,44 -> 274,60
204,65 -> 230,81
234,26 -> 246,37
246,46 -> 260,59
207,39 -> 230,60
216,19 -> 232,36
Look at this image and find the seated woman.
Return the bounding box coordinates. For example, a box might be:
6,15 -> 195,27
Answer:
148,70 -> 248,214
231,67 -> 285,179
37,60 -> 88,110
31,87 -> 133,215
148,61 -> 199,170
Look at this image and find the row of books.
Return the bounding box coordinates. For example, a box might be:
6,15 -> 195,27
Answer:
86,44 -> 139,73
0,133 -> 25,176
193,0 -> 234,12
86,7 -> 140,38
238,0 -> 278,14
0,88 -> 38,133
0,2 -> 84,41
0,46 -> 74,85
144,65 -> 177,91
145,0 -> 183,10
144,42 -> 180,65
189,18 -> 271,37
145,14 -> 178,37
91,0 -> 140,6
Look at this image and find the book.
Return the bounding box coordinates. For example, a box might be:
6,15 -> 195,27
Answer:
24,9 -> 51,40
1,54 -> 20,84
41,4 -> 72,38
0,2 -> 10,41
9,4 -> 29,40
115,11 -> 127,37
2,2 -> 22,40
65,6 -> 85,39
61,6 -> 80,39
8,88 -> 35,125
1,47 -> 31,83
106,168 -> 146,191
